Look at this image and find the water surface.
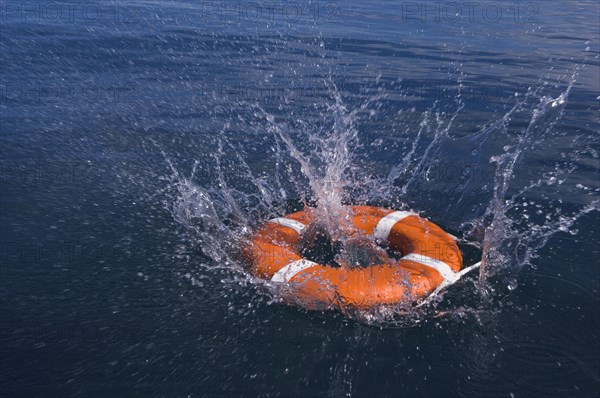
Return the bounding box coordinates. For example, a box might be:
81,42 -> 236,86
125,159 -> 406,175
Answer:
1,1 -> 599,397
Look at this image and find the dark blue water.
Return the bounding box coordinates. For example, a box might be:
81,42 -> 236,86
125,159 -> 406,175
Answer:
1,1 -> 599,397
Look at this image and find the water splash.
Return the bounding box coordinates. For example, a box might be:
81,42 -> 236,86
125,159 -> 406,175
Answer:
470,73 -> 598,288
256,86 -> 390,264
151,64 -> 597,325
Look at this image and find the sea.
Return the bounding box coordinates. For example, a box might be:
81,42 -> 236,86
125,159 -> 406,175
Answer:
1,1 -> 598,397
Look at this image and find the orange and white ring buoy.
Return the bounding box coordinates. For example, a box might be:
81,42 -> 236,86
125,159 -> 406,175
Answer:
244,205 -> 463,310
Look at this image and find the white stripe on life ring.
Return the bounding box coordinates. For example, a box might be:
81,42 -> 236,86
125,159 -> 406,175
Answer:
373,211 -> 416,241
401,253 -> 459,283
271,259 -> 317,283
269,217 -> 306,234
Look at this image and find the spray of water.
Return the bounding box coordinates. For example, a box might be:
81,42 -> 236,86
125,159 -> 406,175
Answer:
150,65 -> 597,324
468,74 -> 599,290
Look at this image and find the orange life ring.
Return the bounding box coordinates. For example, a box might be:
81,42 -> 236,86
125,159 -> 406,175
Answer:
244,205 -> 463,310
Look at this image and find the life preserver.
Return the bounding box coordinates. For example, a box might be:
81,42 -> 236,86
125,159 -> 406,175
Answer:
244,205 -> 463,310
